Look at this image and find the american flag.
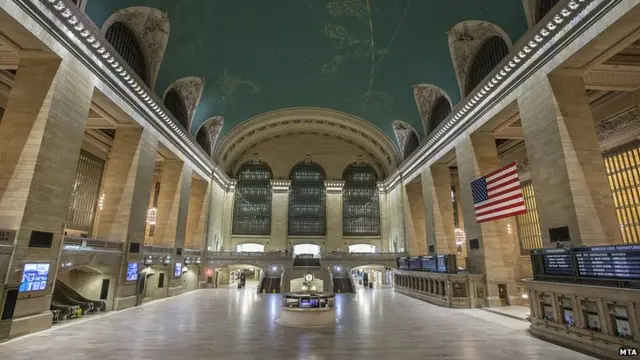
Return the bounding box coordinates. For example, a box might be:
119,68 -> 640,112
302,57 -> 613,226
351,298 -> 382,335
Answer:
471,162 -> 527,223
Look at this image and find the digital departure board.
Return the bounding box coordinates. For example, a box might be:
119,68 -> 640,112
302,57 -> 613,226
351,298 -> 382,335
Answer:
574,245 -> 640,279
408,257 -> 421,270
540,249 -> 575,277
437,255 -> 448,273
420,256 -> 437,272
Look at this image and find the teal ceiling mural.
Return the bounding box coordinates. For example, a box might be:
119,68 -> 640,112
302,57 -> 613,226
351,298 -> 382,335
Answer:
85,0 -> 528,144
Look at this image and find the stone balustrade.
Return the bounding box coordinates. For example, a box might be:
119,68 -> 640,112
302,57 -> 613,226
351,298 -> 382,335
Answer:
524,279 -> 640,360
394,269 -> 485,308
62,236 -> 123,252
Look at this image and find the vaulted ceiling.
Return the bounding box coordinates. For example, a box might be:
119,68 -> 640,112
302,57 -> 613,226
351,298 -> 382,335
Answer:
86,0 -> 528,145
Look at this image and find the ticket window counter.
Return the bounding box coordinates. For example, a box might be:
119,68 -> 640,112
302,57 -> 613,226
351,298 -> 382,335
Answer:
282,294 -> 335,309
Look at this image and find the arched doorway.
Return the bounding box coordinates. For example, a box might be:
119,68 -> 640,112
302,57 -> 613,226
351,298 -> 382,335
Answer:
293,244 -> 321,258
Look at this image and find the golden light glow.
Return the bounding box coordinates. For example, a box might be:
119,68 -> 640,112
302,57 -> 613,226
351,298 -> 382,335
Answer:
515,181 -> 543,252
603,143 -> 640,244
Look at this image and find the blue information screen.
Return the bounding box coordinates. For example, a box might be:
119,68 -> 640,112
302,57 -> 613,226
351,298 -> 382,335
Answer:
126,262 -> 139,281
175,263 -> 182,277
19,263 -> 50,293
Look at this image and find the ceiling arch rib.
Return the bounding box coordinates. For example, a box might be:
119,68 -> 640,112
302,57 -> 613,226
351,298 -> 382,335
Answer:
197,116 -> 224,157
447,20 -> 512,98
413,84 -> 453,137
216,108 -> 400,179
162,76 -> 205,134
101,7 -> 170,91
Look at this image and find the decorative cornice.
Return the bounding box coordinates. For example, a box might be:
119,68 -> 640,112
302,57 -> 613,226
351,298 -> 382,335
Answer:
385,0 -> 622,192
324,181 -> 345,193
596,108 -> 640,142
19,0 -> 216,180
270,180 -> 291,193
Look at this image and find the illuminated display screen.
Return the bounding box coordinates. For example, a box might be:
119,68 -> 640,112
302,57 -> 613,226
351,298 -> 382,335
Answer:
126,262 -> 139,281
19,263 -> 50,293
175,263 -> 182,277
574,245 -> 640,279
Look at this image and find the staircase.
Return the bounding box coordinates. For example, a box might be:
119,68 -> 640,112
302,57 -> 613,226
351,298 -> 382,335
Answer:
332,277 -> 354,293
259,277 -> 281,293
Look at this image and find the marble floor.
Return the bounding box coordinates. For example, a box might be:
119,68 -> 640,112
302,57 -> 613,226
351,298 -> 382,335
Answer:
0,286 -> 594,360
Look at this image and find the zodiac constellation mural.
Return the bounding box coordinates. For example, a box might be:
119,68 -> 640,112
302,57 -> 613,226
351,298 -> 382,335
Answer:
320,0 -> 411,114
211,70 -> 260,111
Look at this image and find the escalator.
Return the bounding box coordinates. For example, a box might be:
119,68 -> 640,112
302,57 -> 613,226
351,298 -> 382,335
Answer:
51,280 -> 106,317
333,277 -> 354,293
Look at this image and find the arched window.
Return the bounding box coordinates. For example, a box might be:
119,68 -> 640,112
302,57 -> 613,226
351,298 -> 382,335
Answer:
105,22 -> 148,85
537,0 -> 561,22
164,89 -> 189,130
343,162 -> 380,236
403,130 -> 420,159
429,96 -> 452,134
465,36 -> 509,96
232,161 -> 273,235
288,160 -> 326,236
196,127 -> 211,155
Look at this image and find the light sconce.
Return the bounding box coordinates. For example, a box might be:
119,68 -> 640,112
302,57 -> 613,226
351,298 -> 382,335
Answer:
98,193 -> 105,210
146,207 -> 157,225
455,228 -> 466,245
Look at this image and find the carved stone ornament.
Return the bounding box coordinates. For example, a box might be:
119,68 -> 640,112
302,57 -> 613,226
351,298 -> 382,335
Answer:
447,21 -> 512,97
596,108 -> 640,142
102,7 -> 170,90
516,156 -> 530,174
201,116 -> 224,156
413,84 -> 450,137
164,77 -> 205,131
392,120 -> 415,155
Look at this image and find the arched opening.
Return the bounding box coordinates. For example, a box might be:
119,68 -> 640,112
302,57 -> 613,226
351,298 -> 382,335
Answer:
465,36 -> 509,96
232,160 -> 273,236
236,243 -> 265,252
342,162 -> 380,236
293,244 -> 321,258
403,130 -> 420,159
195,127 -> 211,155
163,88 -> 189,130
536,0 -> 561,22
104,22 -> 148,85
350,264 -> 390,288
348,244 -> 376,253
288,160 -> 326,236
429,96 -> 452,134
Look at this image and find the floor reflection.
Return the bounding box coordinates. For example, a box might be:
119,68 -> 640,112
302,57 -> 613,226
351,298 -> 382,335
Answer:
0,287 -> 594,360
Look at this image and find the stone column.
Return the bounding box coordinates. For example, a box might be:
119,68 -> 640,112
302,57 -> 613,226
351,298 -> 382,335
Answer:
325,181 -> 345,252
455,133 -> 520,307
269,180 -> 290,252
378,183 -> 391,252
154,160 -> 191,248
185,179 -> 209,250
94,127 -> 158,310
0,57 -> 94,336
154,161 -> 191,296
422,165 -> 457,255
518,74 -> 621,246
220,181 -> 236,252
403,182 -> 428,256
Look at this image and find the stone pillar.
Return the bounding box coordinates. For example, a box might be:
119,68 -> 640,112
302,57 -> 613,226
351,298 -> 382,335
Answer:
95,127 -> 158,310
325,181 -> 345,252
269,180 -> 290,252
220,181 -> 236,252
403,182 -> 428,256
185,179 -> 209,250
378,183 -> 391,252
518,74 -> 621,246
153,160 -> 191,248
422,165 -> 457,255
0,57 -> 94,336
154,161 -> 191,296
455,133 -> 520,307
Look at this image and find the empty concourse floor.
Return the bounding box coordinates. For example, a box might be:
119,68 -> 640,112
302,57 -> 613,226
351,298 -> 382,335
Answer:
0,287 -> 593,360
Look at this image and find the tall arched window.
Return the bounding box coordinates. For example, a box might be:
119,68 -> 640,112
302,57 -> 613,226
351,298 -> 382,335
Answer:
537,0 -> 561,22
105,22 -> 148,85
232,161 -> 273,235
403,130 -> 420,159
343,162 -> 380,236
465,36 -> 509,96
196,127 -> 211,156
288,160 -> 326,236
164,89 -> 189,130
429,96 -> 452,134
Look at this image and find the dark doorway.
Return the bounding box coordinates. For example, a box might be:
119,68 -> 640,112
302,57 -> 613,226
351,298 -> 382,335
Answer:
498,284 -> 509,306
1,289 -> 19,320
100,279 -> 110,300
158,273 -> 165,288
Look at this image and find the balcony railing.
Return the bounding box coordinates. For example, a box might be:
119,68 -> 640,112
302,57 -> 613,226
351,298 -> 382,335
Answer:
62,236 -> 123,252
142,245 -> 174,256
